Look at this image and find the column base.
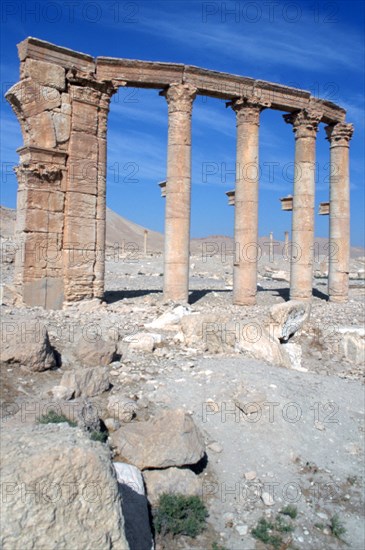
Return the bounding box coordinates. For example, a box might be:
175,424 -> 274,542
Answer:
289,293 -> 313,302
329,295 -> 348,303
233,296 -> 257,306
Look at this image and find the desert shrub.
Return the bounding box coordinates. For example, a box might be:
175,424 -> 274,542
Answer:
154,493 -> 208,538
90,430 -> 108,443
38,410 -> 77,427
280,504 -> 298,519
330,514 -> 346,539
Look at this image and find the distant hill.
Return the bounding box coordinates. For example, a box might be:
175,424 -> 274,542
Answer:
1,205 -> 364,258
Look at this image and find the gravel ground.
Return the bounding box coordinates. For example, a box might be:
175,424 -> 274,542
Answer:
1,252 -> 364,550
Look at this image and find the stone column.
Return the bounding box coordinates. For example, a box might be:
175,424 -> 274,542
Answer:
284,108 -> 322,302
94,90 -> 114,299
230,97 -> 269,305
325,123 -> 354,302
161,83 -> 197,302
284,231 -> 289,260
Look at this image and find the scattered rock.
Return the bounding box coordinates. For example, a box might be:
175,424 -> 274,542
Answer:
180,312 -> 233,352
110,409 -> 205,470
59,366 -> 110,398
207,441 -> 223,453
282,342 -> 306,371
236,329 -> 291,368
339,328 -> 365,365
107,394 -> 137,423
236,524 -> 248,536
122,332 -> 162,353
145,305 -> 191,330
269,300 -> 310,341
51,385 -> 74,400
261,491 -> 275,506
1,325 -> 56,372
0,284 -> 22,306
104,417 -> 121,432
74,336 -> 117,367
143,467 -> 201,505
244,471 -> 257,481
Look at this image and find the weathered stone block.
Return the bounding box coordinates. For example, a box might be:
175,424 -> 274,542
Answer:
69,132 -> 98,160
64,216 -> 96,248
6,79 -> 61,118
67,158 -> 98,195
22,58 -> 66,90
65,192 -> 96,218
17,189 -> 64,212
28,111 -> 56,148
53,111 -> 71,143
72,101 -> 98,135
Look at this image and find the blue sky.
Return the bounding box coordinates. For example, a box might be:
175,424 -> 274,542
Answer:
1,0 -> 364,245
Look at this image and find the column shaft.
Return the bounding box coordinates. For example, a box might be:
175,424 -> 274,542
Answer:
325,123 -> 354,302
284,109 -> 322,302
231,97 -> 269,305
162,83 -> 196,302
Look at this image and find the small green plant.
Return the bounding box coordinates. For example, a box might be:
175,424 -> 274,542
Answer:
314,522 -> 325,530
38,410 -> 77,427
275,514 -> 294,533
252,514 -> 295,549
251,518 -> 283,549
330,514 -> 346,540
212,542 -> 229,550
280,504 -> 298,519
154,493 -> 208,538
90,430 -> 108,443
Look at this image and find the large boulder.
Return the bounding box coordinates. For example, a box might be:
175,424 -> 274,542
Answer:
236,328 -> 291,368
338,327 -> 365,365
180,312 -> 233,352
57,366 -> 110,398
74,336 -> 117,367
118,332 -> 163,356
0,423 -> 129,550
110,409 -> 205,470
143,467 -> 201,506
0,323 -> 56,372
268,300 -> 310,341
145,305 -> 191,330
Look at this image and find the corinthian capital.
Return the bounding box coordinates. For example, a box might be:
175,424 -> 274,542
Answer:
283,108 -> 322,139
325,122 -> 354,145
230,95 -> 271,124
161,83 -> 197,113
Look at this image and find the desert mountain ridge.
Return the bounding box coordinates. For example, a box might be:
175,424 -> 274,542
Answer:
1,205 -> 364,257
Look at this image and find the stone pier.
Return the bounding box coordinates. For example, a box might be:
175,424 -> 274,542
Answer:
6,37 -> 353,309
325,123 -> 354,302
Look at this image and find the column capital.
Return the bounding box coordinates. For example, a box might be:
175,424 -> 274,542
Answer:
325,122 -> 354,146
161,83 -> 197,112
283,108 -> 322,139
230,95 -> 271,124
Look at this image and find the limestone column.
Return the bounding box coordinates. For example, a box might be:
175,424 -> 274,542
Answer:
94,90 -> 114,299
325,123 -> 354,302
161,83 -> 197,302
284,108 -> 322,301
230,97 -> 270,305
